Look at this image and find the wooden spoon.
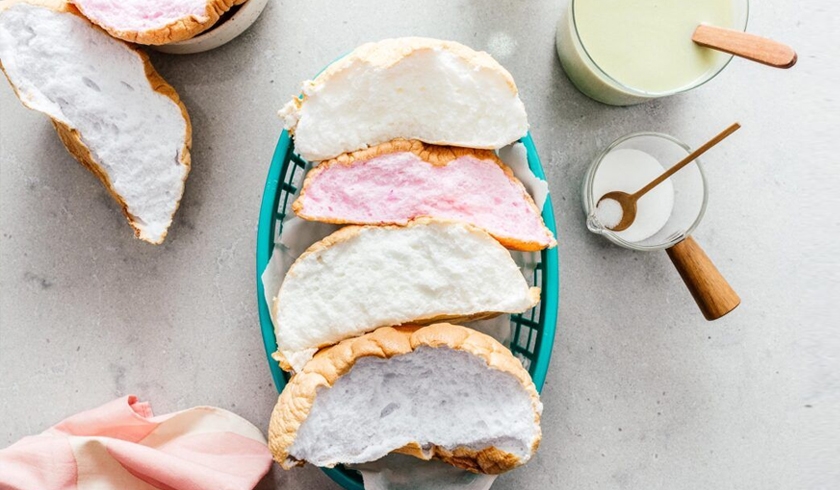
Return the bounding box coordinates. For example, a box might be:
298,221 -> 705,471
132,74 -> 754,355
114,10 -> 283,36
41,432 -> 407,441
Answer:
692,24 -> 797,68
597,122 -> 741,232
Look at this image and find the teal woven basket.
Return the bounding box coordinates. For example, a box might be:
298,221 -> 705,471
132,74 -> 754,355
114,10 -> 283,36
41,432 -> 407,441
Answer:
256,131 -> 559,490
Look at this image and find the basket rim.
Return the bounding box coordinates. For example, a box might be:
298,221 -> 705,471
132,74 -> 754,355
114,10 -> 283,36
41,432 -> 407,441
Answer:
255,131 -> 559,489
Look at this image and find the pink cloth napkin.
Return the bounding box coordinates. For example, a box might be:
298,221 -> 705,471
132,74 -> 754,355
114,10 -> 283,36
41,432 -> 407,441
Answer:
0,396 -> 273,490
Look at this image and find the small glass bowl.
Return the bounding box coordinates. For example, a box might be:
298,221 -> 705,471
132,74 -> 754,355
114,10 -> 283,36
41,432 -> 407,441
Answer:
582,132 -> 708,251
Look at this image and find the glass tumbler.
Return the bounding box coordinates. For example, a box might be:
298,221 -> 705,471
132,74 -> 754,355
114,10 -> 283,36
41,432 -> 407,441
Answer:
555,0 -> 750,106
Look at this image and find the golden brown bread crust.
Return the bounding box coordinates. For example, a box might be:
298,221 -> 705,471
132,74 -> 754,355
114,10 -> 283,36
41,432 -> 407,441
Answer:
268,323 -> 542,474
292,139 -> 557,251
283,37 -> 521,137
270,310 -> 522,373
301,138 -> 501,168
71,0 -> 248,45
0,0 -> 192,244
270,217 -> 542,371
323,38 -> 518,88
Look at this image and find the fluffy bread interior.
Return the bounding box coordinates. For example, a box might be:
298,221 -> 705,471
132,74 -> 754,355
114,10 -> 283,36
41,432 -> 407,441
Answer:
280,37 -> 528,162
71,0 -> 247,45
291,346 -> 539,470
273,219 -> 540,372
269,324 -> 542,474
0,1 -> 191,243
293,140 -> 556,251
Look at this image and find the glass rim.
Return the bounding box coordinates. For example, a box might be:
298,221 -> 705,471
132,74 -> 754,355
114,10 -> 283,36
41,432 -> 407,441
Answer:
570,0 -> 751,98
585,132 -> 709,251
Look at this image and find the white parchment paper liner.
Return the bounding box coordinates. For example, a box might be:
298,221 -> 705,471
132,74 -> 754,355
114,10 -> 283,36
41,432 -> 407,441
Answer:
351,454 -> 496,490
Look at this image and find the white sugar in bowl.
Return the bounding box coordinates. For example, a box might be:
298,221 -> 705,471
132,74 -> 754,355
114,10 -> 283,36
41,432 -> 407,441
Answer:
582,132 -> 708,251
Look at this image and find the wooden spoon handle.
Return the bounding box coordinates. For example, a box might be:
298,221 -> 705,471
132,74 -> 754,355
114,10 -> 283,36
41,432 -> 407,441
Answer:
633,122 -> 740,200
666,236 -> 740,321
692,24 -> 797,68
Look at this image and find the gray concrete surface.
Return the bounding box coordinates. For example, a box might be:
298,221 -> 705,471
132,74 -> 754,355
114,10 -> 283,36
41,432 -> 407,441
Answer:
1,1 -> 837,488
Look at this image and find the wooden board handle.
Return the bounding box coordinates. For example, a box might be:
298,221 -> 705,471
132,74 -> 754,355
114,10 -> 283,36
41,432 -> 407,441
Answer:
666,236 -> 740,321
692,24 -> 797,68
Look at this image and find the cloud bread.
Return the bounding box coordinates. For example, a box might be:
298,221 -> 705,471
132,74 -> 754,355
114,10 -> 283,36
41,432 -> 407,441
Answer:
280,37 -> 529,162
293,139 -> 556,251
0,0 -> 191,243
71,0 -> 248,45
272,218 -> 540,372
269,324 -> 542,474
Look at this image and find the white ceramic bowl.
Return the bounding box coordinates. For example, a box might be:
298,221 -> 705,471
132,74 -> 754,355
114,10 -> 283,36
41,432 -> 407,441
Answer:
153,0 -> 269,55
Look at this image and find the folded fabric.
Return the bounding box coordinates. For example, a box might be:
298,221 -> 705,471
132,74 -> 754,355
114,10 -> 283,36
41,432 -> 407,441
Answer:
0,395 -> 272,490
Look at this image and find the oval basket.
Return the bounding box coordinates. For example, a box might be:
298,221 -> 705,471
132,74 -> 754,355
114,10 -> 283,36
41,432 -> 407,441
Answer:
256,130 -> 559,489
